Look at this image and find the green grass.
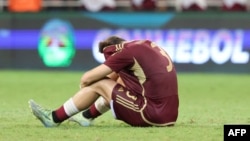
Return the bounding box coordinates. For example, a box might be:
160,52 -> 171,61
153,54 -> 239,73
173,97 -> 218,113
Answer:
0,70 -> 249,141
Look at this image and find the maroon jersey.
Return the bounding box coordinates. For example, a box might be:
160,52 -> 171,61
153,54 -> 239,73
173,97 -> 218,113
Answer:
104,40 -> 179,126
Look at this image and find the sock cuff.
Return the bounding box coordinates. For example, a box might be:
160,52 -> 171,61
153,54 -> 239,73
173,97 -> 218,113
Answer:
94,97 -> 110,114
63,98 -> 79,116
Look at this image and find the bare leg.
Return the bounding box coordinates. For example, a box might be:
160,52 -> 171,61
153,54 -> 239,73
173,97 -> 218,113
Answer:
78,77 -> 125,119
72,78 -> 116,109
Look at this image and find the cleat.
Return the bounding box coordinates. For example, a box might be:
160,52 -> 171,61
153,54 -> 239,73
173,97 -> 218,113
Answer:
68,112 -> 93,127
28,99 -> 59,127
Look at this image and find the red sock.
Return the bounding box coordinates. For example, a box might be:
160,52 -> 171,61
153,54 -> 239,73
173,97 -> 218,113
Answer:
90,104 -> 101,118
83,104 -> 101,119
52,106 -> 69,123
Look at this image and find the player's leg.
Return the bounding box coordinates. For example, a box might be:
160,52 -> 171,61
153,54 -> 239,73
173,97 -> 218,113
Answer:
68,96 -> 110,126
69,77 -> 125,126
82,76 -> 125,119
29,78 -> 117,127
87,96 -> 110,118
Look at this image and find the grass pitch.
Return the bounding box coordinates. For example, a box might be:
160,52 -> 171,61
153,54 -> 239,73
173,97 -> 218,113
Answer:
0,70 -> 249,141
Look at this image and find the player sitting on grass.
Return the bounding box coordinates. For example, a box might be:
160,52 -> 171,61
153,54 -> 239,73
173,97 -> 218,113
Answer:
29,35 -> 179,127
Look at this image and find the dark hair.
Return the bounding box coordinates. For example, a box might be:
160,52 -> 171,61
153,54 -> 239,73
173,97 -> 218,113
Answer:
99,36 -> 126,53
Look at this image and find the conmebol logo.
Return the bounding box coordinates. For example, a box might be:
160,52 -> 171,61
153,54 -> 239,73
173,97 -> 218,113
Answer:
92,29 -> 249,65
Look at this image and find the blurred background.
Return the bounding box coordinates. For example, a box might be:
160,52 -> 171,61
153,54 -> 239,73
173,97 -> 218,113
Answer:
0,0 -> 250,73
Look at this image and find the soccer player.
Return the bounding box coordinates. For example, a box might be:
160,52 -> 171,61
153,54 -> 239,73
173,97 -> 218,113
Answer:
29,36 -> 179,127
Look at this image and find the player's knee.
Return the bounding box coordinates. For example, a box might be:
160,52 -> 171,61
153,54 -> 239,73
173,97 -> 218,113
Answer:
89,79 -> 116,99
93,79 -> 116,88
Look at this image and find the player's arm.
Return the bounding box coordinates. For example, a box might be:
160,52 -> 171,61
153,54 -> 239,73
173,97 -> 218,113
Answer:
107,72 -> 125,86
80,64 -> 113,88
